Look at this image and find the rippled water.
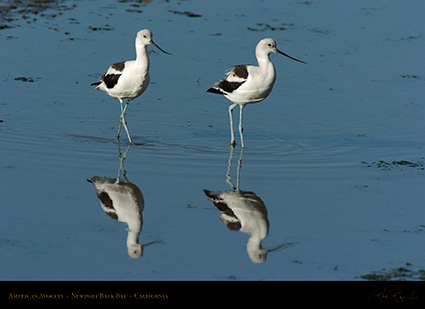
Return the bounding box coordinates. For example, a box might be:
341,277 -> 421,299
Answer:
1,0 -> 424,280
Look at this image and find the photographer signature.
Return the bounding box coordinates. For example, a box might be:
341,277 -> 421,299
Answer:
369,288 -> 418,303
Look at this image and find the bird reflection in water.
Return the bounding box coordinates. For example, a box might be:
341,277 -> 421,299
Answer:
87,141 -> 158,258
204,146 -> 295,263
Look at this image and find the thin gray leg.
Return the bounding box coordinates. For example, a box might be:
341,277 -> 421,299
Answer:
121,100 -> 133,144
239,105 -> 245,148
117,99 -> 124,138
228,103 -> 237,146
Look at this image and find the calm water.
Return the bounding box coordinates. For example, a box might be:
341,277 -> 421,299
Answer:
1,0 -> 424,280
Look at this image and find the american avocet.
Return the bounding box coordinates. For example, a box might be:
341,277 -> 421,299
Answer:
207,38 -> 306,147
91,29 -> 171,144
87,143 -> 158,258
204,146 -> 295,263
88,176 -> 146,258
204,189 -> 270,263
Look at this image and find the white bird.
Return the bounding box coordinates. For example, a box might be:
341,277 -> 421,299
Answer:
91,29 -> 171,144
88,176 -> 146,258
204,189 -> 271,263
207,38 -> 306,148
86,142 -> 156,258
204,147 -> 295,263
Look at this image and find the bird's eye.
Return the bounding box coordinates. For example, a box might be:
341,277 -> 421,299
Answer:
268,43 -> 272,47
143,35 -> 147,38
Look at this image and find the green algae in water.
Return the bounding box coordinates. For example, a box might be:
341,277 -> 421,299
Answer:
360,263 -> 425,281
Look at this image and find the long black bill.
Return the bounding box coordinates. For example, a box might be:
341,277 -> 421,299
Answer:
277,49 -> 307,64
151,41 -> 172,55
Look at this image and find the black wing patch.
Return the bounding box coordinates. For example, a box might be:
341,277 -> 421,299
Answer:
95,191 -> 118,220
101,73 -> 121,89
232,65 -> 248,79
217,80 -> 244,93
207,64 -> 248,94
92,61 -> 125,88
96,192 -> 113,210
111,61 -> 125,72
206,80 -> 245,94
204,190 -> 241,230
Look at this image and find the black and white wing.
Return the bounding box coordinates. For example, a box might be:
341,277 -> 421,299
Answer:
92,61 -> 125,89
207,64 -> 249,95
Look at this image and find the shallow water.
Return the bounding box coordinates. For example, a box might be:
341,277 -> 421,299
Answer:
1,0 -> 424,280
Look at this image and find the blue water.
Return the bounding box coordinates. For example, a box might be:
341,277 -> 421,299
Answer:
1,0 -> 424,280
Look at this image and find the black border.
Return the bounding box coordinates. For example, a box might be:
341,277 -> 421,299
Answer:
1,281 -> 424,305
